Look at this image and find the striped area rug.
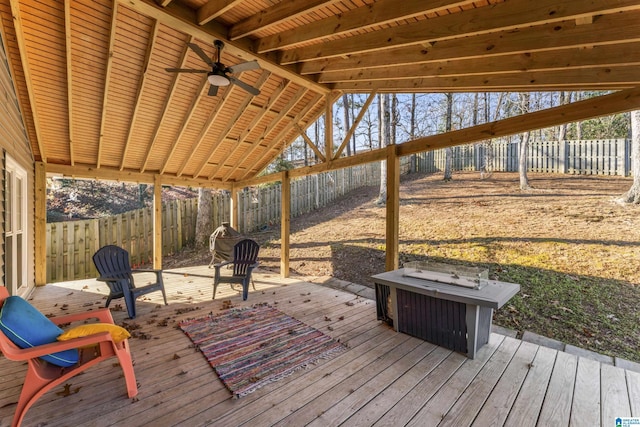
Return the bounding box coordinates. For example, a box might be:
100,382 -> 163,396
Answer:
179,304 -> 347,397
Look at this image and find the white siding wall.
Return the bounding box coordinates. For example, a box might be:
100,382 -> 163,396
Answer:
0,35 -> 35,295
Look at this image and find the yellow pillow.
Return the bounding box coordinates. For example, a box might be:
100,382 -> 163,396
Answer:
57,323 -> 131,343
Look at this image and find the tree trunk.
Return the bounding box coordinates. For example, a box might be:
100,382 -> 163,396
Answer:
376,94 -> 391,205
519,131 -> 532,189
518,93 -> 532,190
410,93 -> 417,173
443,93 -> 453,181
195,188 -> 213,248
621,110 -> 640,203
342,93 -> 352,156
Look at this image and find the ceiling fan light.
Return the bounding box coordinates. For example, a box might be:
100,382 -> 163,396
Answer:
208,73 -> 230,86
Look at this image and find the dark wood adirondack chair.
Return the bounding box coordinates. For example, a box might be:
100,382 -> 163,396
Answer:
92,245 -> 168,318
212,238 -> 260,301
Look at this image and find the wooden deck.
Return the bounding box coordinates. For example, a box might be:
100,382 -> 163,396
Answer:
1,266 -> 639,427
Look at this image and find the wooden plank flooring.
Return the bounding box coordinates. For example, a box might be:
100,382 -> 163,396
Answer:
0,267 -> 638,427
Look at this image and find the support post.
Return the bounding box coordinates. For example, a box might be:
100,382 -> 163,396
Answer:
153,175 -> 162,269
280,171 -> 290,277
34,162 -> 47,286
385,145 -> 400,271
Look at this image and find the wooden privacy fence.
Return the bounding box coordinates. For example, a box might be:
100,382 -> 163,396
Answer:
47,139 -> 630,283
415,139 -> 632,176
46,163 -> 393,283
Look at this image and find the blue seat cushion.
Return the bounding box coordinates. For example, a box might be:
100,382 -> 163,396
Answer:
0,296 -> 79,367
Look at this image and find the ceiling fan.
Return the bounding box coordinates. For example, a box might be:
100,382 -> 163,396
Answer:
166,40 -> 261,96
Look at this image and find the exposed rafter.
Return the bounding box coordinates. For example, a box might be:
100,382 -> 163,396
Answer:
294,123 -> 326,163
175,83 -> 237,177
159,76 -> 210,175
241,93 -> 325,180
141,34 -> 193,173
333,91 -> 377,159
318,44 -> 640,83
96,0 -> 119,168
300,11 -> 640,75
280,0 -> 640,64
229,0 -> 339,40
228,87 -> 309,179
255,0 -> 474,53
197,0 -> 243,26
8,0 -> 46,162
120,21 -> 159,171
193,71 -> 271,178
218,80 -> 291,181
64,0 -> 74,165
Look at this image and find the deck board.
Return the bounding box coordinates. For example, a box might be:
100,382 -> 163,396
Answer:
471,339 -> 539,426
0,268 -> 636,427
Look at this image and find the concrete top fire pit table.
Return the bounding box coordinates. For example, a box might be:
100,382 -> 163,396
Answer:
372,266 -> 520,359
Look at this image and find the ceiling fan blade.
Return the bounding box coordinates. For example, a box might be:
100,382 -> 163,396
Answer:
165,68 -> 208,73
228,77 -> 260,96
187,42 -> 214,66
208,85 -> 219,96
227,60 -> 260,74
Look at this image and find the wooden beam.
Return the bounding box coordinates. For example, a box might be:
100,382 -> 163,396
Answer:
9,0 -> 46,161
385,145 -> 400,272
177,83 -> 240,177
256,0 -> 472,53
159,76 -> 209,175
398,86 -> 640,156
193,71 -> 271,178
121,0 -> 329,95
34,162 -> 47,286
240,88 -> 322,181
153,175 -> 162,269
299,9 -> 640,75
334,91 -> 377,159
239,92 -> 324,181
318,43 -> 640,83
229,0 -> 339,40
294,123 -> 325,163
97,0 -> 119,168
219,80 -> 291,181
44,163 -> 232,189
64,0 -> 74,165
248,87 -> 640,185
142,34 -> 193,173
227,87 -> 308,180
280,170 -> 290,278
197,0 -> 243,26
333,67 -> 640,92
120,21 -> 159,171
279,0 -> 640,64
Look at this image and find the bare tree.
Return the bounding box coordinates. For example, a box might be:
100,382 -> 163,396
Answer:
518,92 -> 532,190
409,93 -> 417,172
195,188 -> 213,248
620,110 -> 640,203
376,93 -> 391,205
342,93 -> 352,156
443,93 -> 454,181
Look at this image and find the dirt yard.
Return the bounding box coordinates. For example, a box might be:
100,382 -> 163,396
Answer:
166,171 -> 640,361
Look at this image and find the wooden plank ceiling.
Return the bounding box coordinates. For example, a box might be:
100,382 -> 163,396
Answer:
0,0 -> 639,186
